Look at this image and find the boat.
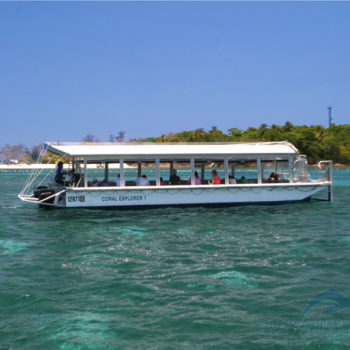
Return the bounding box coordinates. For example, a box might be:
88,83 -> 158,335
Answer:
18,141 -> 333,209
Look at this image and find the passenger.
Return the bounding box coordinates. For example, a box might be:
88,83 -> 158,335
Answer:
268,172 -> 279,182
186,171 -> 202,185
268,172 -> 275,183
160,177 -> 165,186
169,169 -> 180,185
194,171 -> 201,185
211,170 -> 221,184
101,179 -> 109,187
91,179 -> 99,187
186,171 -> 201,185
55,161 -> 72,185
116,174 -> 121,186
240,176 -> 248,184
229,175 -> 237,184
135,174 -> 150,186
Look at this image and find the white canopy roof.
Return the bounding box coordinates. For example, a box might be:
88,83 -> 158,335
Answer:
45,141 -> 299,161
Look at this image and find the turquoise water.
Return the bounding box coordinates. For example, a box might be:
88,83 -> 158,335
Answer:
1,168 -> 350,349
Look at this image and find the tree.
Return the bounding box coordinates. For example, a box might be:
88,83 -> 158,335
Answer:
116,131 -> 126,142
258,124 -> 268,138
284,121 -> 294,132
109,131 -> 127,142
108,135 -> 115,142
30,144 -> 44,162
82,134 -> 99,142
228,128 -> 242,138
0,144 -> 29,161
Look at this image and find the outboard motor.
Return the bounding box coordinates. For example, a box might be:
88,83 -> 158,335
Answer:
34,185 -> 55,206
34,185 -> 49,198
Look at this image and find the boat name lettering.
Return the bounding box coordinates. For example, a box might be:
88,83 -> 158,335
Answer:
68,195 -> 86,203
101,195 -> 146,202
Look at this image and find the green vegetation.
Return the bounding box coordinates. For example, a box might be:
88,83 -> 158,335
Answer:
1,124 -> 350,164
140,123 -> 350,164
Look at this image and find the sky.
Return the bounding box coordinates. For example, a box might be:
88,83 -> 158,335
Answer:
0,1 -> 349,147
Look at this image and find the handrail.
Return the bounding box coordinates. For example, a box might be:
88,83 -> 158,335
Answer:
317,160 -> 333,202
37,189 -> 66,204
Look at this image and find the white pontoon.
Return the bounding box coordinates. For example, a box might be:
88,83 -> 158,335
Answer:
18,142 -> 333,209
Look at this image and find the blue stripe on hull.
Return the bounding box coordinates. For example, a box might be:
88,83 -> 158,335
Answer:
46,196 -> 312,210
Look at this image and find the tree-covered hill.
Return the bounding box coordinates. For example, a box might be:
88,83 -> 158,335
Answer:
140,123 -> 350,164
1,123 -> 350,164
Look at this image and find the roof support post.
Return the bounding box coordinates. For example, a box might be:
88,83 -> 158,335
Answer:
84,160 -> 88,188
328,160 -> 333,202
170,161 -> 174,179
104,162 -> 109,182
201,162 -> 205,181
120,159 -> 125,187
289,156 -> 294,183
156,159 -> 160,186
224,158 -> 229,185
231,161 -> 235,177
190,158 -> 195,186
257,157 -> 262,184
137,161 -> 142,177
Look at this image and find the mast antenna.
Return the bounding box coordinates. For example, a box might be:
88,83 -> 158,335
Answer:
328,106 -> 333,127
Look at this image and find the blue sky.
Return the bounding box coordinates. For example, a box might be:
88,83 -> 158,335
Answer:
0,2 -> 349,146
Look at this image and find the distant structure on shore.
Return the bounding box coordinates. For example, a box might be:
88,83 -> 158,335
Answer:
328,106 -> 333,127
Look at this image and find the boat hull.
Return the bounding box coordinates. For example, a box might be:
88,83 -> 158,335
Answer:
59,183 -> 328,209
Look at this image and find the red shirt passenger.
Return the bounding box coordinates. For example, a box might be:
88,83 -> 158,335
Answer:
211,170 -> 221,184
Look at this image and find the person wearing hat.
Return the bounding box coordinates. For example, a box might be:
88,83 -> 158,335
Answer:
55,161 -> 72,185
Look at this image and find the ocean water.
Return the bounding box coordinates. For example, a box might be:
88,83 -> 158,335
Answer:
1,168 -> 350,349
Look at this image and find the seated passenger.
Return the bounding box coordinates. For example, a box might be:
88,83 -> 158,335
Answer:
91,179 -> 99,187
101,179 -> 109,187
116,174 -> 121,186
160,177 -> 165,185
135,174 -> 150,186
169,169 -> 180,185
211,170 -> 221,184
240,176 -> 248,184
194,171 -> 201,185
268,172 -> 279,183
186,171 -> 201,185
268,172 -> 276,183
229,175 -> 237,184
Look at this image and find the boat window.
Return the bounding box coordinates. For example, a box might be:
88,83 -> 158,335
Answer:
123,161 -> 156,186
167,160 -> 191,185
261,160 -> 290,183
232,161 -> 258,184
197,161 -> 225,184
84,161 -> 119,187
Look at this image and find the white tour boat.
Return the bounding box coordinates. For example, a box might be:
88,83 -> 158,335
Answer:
18,141 -> 333,209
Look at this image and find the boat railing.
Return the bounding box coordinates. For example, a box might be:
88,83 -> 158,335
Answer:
317,160 -> 333,182
312,160 -> 333,202
18,189 -> 67,208
293,156 -> 310,183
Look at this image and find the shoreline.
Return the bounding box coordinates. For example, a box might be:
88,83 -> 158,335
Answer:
0,164 -> 134,170
0,163 -> 348,170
